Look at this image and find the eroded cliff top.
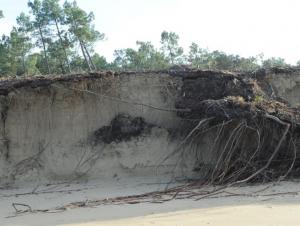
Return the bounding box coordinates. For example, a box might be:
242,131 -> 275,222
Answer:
0,66 -> 300,95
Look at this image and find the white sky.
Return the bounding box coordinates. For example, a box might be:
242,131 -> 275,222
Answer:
1,0 -> 300,64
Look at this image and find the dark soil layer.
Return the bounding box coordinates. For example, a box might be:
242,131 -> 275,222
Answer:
92,114 -> 150,144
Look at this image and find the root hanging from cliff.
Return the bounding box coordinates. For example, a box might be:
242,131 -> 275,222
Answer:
166,70 -> 300,186
168,103 -> 300,188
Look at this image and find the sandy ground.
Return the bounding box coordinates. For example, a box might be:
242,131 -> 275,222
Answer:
1,178 -> 300,226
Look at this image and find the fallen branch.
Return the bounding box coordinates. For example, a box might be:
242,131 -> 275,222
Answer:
12,203 -> 32,214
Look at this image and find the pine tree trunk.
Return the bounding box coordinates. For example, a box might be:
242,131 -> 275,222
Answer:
60,61 -> 65,74
55,18 -> 71,73
38,25 -> 51,74
79,40 -> 92,71
22,53 -> 26,75
83,43 -> 97,71
167,44 -> 174,65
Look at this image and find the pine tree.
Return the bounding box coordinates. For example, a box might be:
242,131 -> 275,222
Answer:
42,0 -> 72,73
160,31 -> 184,65
0,35 -> 11,76
28,0 -> 51,74
64,1 -> 104,71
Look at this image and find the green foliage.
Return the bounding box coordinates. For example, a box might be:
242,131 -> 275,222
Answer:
26,53 -> 40,74
27,0 -> 52,73
64,0 -> 104,71
113,41 -> 169,70
42,0 -> 72,72
0,0 -> 106,76
64,1 -> 103,44
188,42 -> 206,68
262,57 -> 290,68
9,27 -> 33,75
43,0 -> 64,21
160,31 -> 184,64
188,43 -> 260,71
0,10 -> 4,19
0,35 -> 11,76
91,53 -> 110,70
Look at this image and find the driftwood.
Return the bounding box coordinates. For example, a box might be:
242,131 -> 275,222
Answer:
8,183 -> 300,217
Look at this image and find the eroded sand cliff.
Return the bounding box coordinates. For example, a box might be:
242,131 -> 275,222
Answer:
1,68 -> 300,186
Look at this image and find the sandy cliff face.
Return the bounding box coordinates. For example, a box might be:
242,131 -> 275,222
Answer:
0,73 -> 201,186
267,69 -> 300,107
1,69 -> 300,186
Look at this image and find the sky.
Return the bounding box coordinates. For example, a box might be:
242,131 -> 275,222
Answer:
1,0 -> 300,64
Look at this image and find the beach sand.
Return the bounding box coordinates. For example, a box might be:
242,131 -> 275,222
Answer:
1,178 -> 300,226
